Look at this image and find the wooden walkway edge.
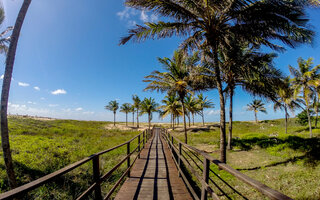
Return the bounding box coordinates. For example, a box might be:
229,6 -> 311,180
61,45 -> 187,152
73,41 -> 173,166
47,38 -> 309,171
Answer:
115,128 -> 192,200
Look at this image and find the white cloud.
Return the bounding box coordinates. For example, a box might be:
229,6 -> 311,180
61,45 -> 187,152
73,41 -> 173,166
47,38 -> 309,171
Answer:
83,111 -> 94,115
51,89 -> 67,95
34,86 -> 40,91
27,101 -> 36,105
40,97 -> 45,100
75,107 -> 83,111
117,7 -> 131,20
207,110 -> 220,116
140,10 -> 148,22
0,75 -> 3,79
18,82 -> 30,87
49,104 -> 58,107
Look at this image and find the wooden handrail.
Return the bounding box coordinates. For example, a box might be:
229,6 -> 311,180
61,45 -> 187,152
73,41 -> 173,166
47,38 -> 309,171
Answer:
161,128 -> 293,200
0,129 -> 153,200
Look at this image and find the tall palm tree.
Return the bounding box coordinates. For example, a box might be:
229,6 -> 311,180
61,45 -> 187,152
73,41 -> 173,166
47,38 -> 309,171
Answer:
274,77 -> 303,134
247,100 -> 267,123
119,0 -> 315,163
105,100 -> 119,126
159,93 -> 181,129
289,57 -> 320,137
132,95 -> 141,128
1,0 -> 32,189
184,95 -> 198,127
120,103 -> 131,126
140,97 -> 159,130
196,94 -> 214,126
144,50 -> 198,143
129,103 -> 135,126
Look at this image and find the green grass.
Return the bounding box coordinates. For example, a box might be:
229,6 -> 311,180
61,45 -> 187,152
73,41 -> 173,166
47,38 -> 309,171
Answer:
171,118 -> 320,200
0,116 -> 141,199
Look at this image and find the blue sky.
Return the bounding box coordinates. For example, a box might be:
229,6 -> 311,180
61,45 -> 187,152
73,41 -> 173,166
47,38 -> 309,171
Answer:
0,0 -> 320,122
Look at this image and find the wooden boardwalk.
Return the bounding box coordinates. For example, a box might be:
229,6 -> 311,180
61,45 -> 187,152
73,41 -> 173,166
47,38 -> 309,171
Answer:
115,128 -> 192,200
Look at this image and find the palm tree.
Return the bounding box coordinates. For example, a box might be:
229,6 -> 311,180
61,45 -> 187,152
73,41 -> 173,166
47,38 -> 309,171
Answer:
132,95 -> 141,128
1,0 -> 32,189
247,100 -> 267,123
120,103 -> 131,126
129,103 -> 135,126
144,50 -> 198,144
196,94 -> 214,126
274,77 -> 303,134
184,95 -> 198,127
0,25 -> 13,54
290,57 -> 320,137
120,0 -> 315,163
105,100 -> 119,126
159,93 -> 181,129
140,97 -> 159,130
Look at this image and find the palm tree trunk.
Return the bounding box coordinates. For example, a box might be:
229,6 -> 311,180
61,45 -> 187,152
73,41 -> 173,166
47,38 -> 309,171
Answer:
113,112 -> 116,126
126,113 -> 128,126
177,116 -> 179,126
1,0 -> 32,189
284,106 -> 288,134
192,113 -> 194,126
181,99 -> 187,144
254,111 -> 258,123
227,87 -> 234,150
172,114 -> 175,130
202,109 -> 204,126
136,109 -> 139,128
148,113 -> 151,130
188,112 -> 191,127
306,107 -> 312,137
212,49 -> 226,163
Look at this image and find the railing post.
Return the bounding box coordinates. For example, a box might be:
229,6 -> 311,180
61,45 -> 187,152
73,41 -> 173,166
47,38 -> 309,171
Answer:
127,142 -> 130,177
143,131 -> 145,146
138,134 -> 141,158
178,142 -> 182,177
171,136 -> 174,151
93,156 -> 102,200
201,157 -> 210,200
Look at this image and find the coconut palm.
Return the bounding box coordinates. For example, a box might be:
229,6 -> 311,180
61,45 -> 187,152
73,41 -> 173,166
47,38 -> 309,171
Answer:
120,0 -> 315,163
218,40 -> 282,150
1,0 -> 32,189
140,97 -> 159,130
274,77 -> 303,134
184,95 -> 198,127
105,100 -> 119,126
247,100 -> 267,123
129,103 -> 135,126
289,57 -> 320,137
144,50 -> 198,143
120,103 -> 131,126
132,95 -> 141,128
159,93 -> 181,129
196,94 -> 214,126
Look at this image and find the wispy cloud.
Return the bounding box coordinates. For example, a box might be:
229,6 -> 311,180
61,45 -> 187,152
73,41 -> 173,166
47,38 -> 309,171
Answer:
0,75 -> 3,79
27,101 -> 36,104
18,82 -> 30,87
51,89 -> 67,95
49,104 -> 58,107
34,86 -> 40,91
40,97 -> 45,100
75,107 -> 83,111
207,110 -> 220,116
117,7 -> 157,27
83,111 -> 94,115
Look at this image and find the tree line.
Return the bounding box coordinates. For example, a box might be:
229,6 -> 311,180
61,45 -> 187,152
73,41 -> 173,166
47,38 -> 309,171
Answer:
105,92 -> 214,130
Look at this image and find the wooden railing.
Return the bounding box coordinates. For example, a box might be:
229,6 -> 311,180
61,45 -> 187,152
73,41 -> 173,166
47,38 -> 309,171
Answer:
0,129 -> 153,200
160,128 -> 293,200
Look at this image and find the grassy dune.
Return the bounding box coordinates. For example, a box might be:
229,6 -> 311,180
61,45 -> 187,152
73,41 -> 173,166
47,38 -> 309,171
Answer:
0,116 -> 140,199
171,119 -> 320,199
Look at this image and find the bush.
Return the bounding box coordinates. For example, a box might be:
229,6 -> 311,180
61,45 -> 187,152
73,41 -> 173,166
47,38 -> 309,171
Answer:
296,110 -> 314,126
